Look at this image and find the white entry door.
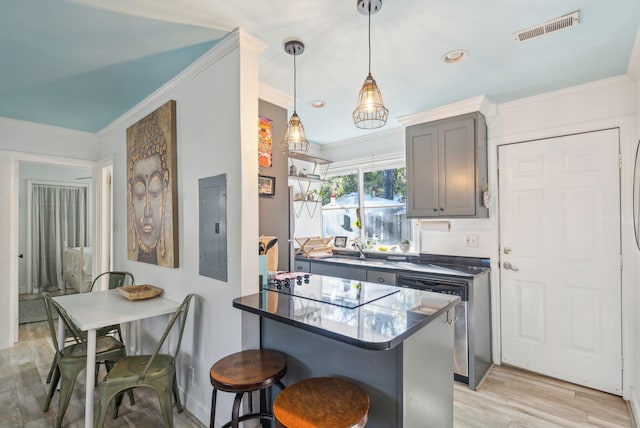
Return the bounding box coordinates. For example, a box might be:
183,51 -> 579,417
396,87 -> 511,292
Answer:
499,129 -> 622,395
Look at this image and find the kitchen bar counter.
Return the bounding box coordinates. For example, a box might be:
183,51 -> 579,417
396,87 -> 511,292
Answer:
233,274 -> 460,427
233,274 -> 459,350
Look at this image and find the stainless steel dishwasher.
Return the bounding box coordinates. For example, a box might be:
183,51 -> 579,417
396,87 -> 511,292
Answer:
397,271 -> 491,390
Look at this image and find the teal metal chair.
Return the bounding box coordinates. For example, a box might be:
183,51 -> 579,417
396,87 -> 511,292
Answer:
89,271 -> 135,292
44,271 -> 135,385
90,271 -> 135,341
94,293 -> 195,428
41,293 -> 130,428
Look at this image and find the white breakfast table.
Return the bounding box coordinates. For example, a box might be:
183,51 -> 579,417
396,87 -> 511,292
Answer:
53,289 -> 181,428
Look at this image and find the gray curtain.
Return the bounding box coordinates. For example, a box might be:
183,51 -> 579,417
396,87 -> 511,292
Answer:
31,184 -> 87,292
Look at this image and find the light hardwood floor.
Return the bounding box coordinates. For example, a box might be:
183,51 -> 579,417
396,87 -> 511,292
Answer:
455,365 -> 634,428
4,322 -> 636,427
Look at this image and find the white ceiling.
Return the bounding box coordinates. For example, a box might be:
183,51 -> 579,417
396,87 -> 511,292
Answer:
2,0 -> 639,144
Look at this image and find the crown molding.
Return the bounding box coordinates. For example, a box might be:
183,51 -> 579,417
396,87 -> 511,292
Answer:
97,28 -> 251,137
500,75 -> 632,110
238,29 -> 268,55
0,148 -> 96,166
320,126 -> 404,150
396,95 -> 495,126
259,82 -> 292,110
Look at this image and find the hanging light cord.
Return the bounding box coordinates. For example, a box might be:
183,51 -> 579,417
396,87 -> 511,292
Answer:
293,52 -> 297,113
368,4 -> 372,74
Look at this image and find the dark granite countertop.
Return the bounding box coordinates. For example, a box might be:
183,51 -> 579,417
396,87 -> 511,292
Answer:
233,274 -> 460,350
296,252 -> 490,279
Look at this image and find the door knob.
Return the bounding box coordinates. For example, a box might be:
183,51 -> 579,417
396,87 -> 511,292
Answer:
503,261 -> 519,271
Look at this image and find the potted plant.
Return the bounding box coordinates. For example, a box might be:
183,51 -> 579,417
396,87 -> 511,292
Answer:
399,239 -> 411,252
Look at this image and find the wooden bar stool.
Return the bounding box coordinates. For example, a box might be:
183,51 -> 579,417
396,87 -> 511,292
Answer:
273,377 -> 369,428
210,349 -> 287,428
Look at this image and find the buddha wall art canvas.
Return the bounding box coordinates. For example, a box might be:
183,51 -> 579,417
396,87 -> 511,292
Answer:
126,100 -> 179,267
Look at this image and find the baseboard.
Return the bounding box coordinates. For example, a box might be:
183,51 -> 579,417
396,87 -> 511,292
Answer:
179,387 -> 209,427
630,386 -> 640,428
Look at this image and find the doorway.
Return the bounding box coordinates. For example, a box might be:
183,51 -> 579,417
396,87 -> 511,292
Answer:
498,129 -> 622,395
18,162 -> 93,326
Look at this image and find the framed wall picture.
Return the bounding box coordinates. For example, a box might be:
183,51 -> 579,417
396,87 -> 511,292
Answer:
258,116 -> 273,167
126,100 -> 179,268
334,236 -> 347,248
258,175 -> 276,196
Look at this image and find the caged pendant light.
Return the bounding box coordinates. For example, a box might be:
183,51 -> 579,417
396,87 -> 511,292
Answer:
281,40 -> 310,155
353,0 -> 388,129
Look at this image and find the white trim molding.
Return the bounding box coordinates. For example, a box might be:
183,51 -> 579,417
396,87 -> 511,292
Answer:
397,95 -> 496,127
630,386 -> 640,427
259,82 -> 292,110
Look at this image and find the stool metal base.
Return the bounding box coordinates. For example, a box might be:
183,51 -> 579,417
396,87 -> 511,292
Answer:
210,380 -> 285,428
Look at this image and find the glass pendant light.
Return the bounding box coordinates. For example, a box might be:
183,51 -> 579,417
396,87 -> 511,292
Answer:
353,0 -> 388,129
281,40 -> 310,155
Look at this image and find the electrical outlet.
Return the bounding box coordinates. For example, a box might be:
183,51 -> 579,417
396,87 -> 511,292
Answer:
464,234 -> 479,247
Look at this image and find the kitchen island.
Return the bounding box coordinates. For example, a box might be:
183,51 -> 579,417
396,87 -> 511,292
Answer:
233,274 -> 460,427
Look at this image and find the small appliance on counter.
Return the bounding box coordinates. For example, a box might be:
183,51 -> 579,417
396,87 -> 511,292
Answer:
259,236 -> 278,286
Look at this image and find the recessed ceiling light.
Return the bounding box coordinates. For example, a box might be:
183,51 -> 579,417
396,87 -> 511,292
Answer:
442,49 -> 468,64
309,100 -> 326,109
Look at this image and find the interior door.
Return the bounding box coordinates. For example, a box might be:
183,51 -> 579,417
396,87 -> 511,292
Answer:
499,129 -> 622,395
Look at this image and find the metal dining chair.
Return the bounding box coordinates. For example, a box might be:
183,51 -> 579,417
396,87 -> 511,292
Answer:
44,271 -> 135,385
94,293 -> 195,428
41,293 -> 130,428
89,271 -> 135,340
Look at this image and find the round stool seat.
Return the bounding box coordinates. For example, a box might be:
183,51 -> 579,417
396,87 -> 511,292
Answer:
274,377 -> 369,428
209,349 -> 287,428
210,349 -> 287,391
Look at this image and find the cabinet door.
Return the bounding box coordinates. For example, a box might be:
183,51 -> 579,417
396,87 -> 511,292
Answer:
439,118 -> 476,216
406,123 -> 440,218
366,269 -> 397,286
310,262 -> 367,281
293,260 -> 310,272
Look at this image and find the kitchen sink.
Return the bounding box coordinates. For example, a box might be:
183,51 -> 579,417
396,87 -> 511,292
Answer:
324,257 -> 389,267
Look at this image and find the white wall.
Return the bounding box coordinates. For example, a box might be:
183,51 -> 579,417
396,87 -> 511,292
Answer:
96,30 -> 264,425
18,162 -> 93,293
0,120 -> 98,349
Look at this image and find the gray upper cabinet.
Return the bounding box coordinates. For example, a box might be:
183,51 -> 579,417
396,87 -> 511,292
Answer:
406,112 -> 488,218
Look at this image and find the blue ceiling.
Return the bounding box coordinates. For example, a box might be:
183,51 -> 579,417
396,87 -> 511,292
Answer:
1,1 -> 639,144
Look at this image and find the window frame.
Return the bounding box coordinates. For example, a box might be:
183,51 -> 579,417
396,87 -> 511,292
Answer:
323,154 -> 419,251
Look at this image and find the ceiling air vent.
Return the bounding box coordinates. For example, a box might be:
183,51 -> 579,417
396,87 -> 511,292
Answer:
514,10 -> 580,43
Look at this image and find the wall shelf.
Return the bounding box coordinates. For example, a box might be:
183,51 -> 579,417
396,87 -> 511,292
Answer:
288,153 -> 332,218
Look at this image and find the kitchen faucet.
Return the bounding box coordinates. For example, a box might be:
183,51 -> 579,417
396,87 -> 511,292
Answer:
354,239 -> 366,259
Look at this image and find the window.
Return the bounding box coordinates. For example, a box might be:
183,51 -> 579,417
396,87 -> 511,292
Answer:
321,162 -> 415,252
362,167 -> 410,245
321,173 -> 360,241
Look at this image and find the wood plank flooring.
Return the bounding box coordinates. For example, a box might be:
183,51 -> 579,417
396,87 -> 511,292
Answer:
4,322 -> 635,427
5,321 -> 203,427
455,365 -> 634,428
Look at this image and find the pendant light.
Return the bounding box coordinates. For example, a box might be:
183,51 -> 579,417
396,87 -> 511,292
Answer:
353,0 -> 388,129
281,40 -> 310,155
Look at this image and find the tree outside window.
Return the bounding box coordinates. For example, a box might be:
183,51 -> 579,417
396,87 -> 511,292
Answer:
321,166 -> 413,248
